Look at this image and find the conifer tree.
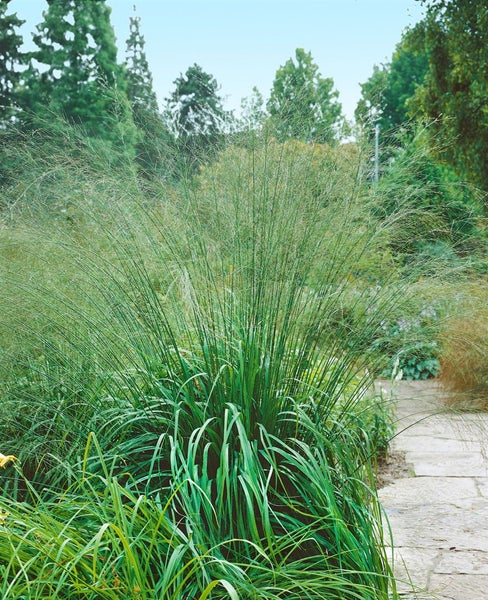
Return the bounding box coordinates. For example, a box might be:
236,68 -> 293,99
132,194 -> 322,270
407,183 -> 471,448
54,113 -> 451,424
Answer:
166,64 -> 227,138
0,0 -> 25,125
165,63 -> 229,169
125,7 -> 169,177
25,0 -> 135,149
125,7 -> 158,119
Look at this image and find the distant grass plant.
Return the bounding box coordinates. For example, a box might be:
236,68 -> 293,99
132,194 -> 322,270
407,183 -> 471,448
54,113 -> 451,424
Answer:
0,122 -> 435,597
372,124 -> 485,267
438,282 -> 488,409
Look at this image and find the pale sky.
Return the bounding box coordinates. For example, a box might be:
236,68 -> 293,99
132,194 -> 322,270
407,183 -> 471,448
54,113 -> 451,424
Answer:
11,0 -> 426,122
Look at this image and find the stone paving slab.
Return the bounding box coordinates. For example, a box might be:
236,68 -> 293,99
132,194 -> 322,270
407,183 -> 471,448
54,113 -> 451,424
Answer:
428,574 -> 488,600
475,478 -> 488,497
407,451 -> 488,477
378,380 -> 488,600
393,435 -> 484,454
383,501 -> 488,551
390,547 -> 440,592
435,550 -> 488,575
394,416 -> 486,441
380,477 -> 479,508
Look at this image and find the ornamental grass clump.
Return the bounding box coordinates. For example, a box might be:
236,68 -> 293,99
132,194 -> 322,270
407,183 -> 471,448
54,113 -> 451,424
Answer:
438,282 -> 488,409
0,428 -> 391,598
0,123 -> 411,597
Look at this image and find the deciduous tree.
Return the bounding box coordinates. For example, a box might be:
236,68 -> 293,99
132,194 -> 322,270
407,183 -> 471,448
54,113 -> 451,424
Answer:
239,86 -> 266,132
355,23 -> 428,134
415,0 -> 488,190
267,48 -> 345,144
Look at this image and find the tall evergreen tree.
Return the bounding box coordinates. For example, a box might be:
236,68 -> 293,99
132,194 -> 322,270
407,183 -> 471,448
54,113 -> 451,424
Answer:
0,0 -> 25,125
125,7 -> 158,118
166,64 -> 227,139
125,7 -> 169,177
165,63 -> 229,169
24,0 -> 135,148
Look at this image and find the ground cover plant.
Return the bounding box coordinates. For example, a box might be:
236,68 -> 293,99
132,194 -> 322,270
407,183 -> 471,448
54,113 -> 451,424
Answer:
0,120 -> 455,598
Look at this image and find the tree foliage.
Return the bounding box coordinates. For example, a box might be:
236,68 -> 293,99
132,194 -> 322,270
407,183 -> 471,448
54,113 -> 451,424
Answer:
267,48 -> 344,143
355,23 -> 428,133
125,8 -> 170,177
125,8 -> 158,118
0,0 -> 25,124
23,0 -> 135,149
375,125 -> 482,258
239,86 -> 266,131
415,0 -> 488,190
165,64 -> 227,139
164,63 -> 229,169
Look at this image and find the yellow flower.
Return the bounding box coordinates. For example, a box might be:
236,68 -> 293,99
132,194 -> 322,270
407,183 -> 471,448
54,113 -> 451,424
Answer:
0,509 -> 9,525
0,453 -> 17,468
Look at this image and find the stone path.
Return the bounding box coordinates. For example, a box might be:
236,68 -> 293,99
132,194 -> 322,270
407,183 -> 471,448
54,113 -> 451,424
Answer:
378,380 -> 488,600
